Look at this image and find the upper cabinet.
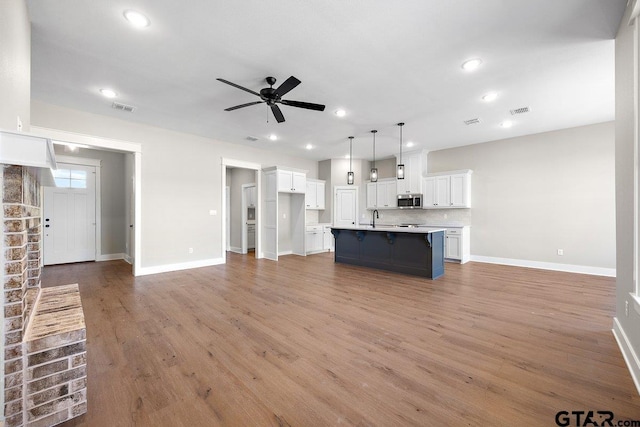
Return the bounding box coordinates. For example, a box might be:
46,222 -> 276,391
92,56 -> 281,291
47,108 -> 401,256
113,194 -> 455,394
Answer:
423,170 -> 472,208
396,150 -> 425,195
245,185 -> 257,208
277,169 -> 306,193
366,178 -> 397,209
305,179 -> 325,210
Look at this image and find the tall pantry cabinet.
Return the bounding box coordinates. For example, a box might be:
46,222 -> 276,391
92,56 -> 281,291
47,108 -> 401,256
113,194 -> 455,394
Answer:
263,167 -> 307,261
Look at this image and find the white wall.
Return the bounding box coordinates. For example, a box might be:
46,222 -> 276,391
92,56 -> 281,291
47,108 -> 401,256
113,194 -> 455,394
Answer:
0,0 -> 30,131
428,121 -> 615,270
31,101 -> 318,268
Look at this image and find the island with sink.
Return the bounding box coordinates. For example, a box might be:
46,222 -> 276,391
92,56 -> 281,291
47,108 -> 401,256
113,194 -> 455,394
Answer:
330,224 -> 445,279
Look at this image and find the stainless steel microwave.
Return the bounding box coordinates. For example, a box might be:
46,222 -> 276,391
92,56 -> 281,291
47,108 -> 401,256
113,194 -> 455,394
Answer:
397,194 -> 422,209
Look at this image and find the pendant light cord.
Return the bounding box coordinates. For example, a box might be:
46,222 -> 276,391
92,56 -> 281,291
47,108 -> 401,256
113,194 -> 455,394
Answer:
372,130 -> 377,168
398,122 -> 404,164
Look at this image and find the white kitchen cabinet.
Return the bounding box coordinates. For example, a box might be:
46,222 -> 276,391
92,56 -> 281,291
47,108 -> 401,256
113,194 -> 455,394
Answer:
444,226 -> 470,263
305,225 -> 323,254
305,179 -> 325,210
396,150 -> 424,194
263,167 -> 307,260
322,225 -> 334,252
423,170 -> 472,208
245,185 -> 257,208
366,178 -> 397,209
277,169 -> 306,193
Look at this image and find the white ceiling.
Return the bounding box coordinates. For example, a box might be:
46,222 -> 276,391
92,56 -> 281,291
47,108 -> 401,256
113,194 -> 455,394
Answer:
27,0 -> 627,162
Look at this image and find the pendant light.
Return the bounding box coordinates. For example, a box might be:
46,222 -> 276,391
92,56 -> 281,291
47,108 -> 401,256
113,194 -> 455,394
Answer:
370,130 -> 378,182
397,122 -> 405,180
347,136 -> 355,185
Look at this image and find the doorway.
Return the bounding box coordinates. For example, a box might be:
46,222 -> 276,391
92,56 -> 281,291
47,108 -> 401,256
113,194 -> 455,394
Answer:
222,158 -> 262,260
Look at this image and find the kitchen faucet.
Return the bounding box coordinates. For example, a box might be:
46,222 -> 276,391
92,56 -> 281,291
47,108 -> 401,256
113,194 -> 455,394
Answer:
371,209 -> 379,228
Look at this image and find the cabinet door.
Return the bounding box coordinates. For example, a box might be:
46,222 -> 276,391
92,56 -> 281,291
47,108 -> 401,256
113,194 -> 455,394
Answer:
450,173 -> 469,207
366,182 -> 377,209
381,181 -> 397,208
445,234 -> 462,260
292,172 -> 306,193
435,176 -> 450,207
323,226 -> 333,251
305,181 -> 317,209
277,170 -> 293,192
407,154 -> 422,194
423,177 -> 437,207
316,182 -> 325,209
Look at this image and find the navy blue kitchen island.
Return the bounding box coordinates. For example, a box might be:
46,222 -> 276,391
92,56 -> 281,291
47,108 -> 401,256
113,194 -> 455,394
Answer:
330,226 -> 445,279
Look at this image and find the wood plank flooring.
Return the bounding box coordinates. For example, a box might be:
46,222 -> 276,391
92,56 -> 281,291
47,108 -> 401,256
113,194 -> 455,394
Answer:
43,253 -> 640,426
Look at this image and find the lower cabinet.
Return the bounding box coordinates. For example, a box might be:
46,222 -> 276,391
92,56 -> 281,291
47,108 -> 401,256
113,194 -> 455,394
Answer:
306,224 -> 334,254
444,227 -> 470,263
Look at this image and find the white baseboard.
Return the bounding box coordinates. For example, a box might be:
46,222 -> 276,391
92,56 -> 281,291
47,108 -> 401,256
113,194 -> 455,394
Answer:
96,253 -> 125,262
278,250 -> 293,256
470,255 -> 616,277
613,317 -> 640,395
123,254 -> 132,264
228,246 -> 244,254
137,258 -> 225,276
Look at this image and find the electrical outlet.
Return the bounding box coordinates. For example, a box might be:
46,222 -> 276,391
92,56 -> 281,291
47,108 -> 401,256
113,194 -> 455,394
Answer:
557,249 -> 564,256
626,300 -> 629,317
444,213 -> 448,219
283,213 -> 287,219
16,116 -> 22,132
188,248 -> 193,254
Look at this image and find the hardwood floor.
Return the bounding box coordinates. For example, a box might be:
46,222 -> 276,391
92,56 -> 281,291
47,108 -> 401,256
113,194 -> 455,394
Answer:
44,253 -> 640,426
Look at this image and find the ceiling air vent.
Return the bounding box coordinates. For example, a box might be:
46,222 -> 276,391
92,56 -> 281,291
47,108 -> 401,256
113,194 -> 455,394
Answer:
111,102 -> 136,113
464,118 -> 481,125
510,106 -> 530,115
245,136 -> 259,142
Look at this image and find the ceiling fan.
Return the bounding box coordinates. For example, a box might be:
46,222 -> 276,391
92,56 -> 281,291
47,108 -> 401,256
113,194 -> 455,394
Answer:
216,76 -> 326,123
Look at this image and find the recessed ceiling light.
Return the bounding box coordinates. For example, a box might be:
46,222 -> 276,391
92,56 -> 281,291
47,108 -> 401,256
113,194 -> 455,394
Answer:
335,109 -> 346,117
406,142 -> 415,148
500,120 -> 514,128
461,58 -> 483,71
482,92 -> 498,102
123,10 -> 150,28
305,144 -> 313,150
269,134 -> 278,141
99,88 -> 117,98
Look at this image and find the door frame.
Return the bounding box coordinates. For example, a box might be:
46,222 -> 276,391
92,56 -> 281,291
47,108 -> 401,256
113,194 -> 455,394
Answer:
30,126 -> 142,276
52,156 -> 102,262
221,158 -> 262,260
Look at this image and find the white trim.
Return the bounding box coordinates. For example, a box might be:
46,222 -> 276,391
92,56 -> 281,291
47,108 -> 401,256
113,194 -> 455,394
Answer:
136,258 -> 225,276
96,253 -> 125,261
55,155 -> 101,167
30,126 -> 142,153
470,255 -> 616,277
133,152 -> 142,276
278,250 -> 293,256
612,317 -> 640,395
123,254 -> 132,264
228,246 -> 243,254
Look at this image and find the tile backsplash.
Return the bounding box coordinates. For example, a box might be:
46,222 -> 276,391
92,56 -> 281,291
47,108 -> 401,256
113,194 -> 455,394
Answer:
362,208 -> 471,226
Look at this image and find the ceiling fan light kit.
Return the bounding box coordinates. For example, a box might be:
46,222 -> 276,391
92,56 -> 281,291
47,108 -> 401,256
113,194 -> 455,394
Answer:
217,76 -> 326,123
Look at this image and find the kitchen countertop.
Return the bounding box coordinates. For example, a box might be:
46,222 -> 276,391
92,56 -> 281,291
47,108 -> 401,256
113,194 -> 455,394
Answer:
332,225 -> 446,234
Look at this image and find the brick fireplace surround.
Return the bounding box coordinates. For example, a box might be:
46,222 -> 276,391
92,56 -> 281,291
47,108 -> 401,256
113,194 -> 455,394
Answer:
3,165 -> 87,427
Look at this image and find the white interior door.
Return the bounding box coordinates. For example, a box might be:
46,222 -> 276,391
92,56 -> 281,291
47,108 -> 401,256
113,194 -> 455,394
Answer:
334,187 -> 358,227
225,186 -> 230,251
44,164 -> 97,265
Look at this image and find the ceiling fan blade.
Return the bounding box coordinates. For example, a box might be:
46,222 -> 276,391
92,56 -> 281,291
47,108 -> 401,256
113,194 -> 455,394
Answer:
274,76 -> 301,97
271,104 -> 285,123
224,101 -> 263,111
280,99 -> 326,111
216,78 -> 260,97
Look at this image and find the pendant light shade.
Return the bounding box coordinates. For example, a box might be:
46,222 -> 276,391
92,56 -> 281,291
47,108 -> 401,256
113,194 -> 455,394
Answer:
347,136 -> 354,185
397,122 -> 405,180
370,130 -> 378,182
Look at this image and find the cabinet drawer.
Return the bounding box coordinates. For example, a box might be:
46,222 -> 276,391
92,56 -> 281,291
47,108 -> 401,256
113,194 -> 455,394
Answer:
446,228 -> 461,235
306,226 -> 322,232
